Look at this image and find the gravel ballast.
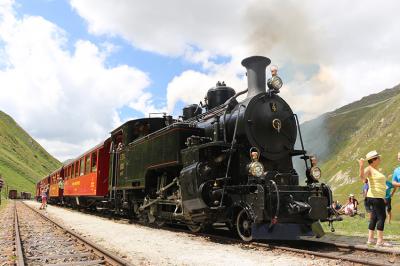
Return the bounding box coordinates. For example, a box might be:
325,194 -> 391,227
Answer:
23,201 -> 330,265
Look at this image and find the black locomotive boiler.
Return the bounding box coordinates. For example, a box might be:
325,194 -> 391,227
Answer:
43,56 -> 337,241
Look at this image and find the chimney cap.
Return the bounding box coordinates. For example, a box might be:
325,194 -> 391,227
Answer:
241,56 -> 271,67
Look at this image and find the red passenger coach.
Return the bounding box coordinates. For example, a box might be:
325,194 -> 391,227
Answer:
63,139 -> 110,197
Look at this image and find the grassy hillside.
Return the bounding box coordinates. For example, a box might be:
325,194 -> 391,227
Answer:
0,111 -> 61,196
301,84 -> 400,219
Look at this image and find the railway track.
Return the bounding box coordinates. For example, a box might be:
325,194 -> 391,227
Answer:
23,201 -> 400,266
154,225 -> 399,266
249,239 -> 399,266
14,201 -> 132,266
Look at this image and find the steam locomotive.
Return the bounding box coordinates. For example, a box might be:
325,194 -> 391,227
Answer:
37,56 -> 337,241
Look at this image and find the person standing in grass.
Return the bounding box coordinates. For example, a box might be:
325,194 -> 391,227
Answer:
358,150 -> 391,247
385,176 -> 396,224
390,152 -> 400,218
391,152 -> 400,191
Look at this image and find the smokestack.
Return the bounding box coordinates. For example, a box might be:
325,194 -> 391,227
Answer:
241,56 -> 271,98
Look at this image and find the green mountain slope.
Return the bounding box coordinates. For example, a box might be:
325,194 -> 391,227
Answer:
301,84 -> 400,218
0,110 -> 61,195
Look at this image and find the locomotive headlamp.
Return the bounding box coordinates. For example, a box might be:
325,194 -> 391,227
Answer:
267,76 -> 283,92
248,148 -> 265,178
310,166 -> 322,180
250,161 -> 265,177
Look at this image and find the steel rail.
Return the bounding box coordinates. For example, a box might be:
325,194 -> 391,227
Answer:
191,231 -> 396,266
303,239 -> 400,255
164,226 -> 397,266
14,202 -> 25,266
253,242 -> 395,266
19,201 -> 133,266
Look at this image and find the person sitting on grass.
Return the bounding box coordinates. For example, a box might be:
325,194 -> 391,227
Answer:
340,194 -> 358,216
331,200 -> 342,214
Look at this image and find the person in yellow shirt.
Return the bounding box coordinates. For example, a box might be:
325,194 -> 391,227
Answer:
358,150 -> 391,247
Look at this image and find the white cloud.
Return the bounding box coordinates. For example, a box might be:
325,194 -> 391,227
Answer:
69,0 -> 244,57
70,0 -> 400,123
0,0 -> 151,161
2,0 -> 400,161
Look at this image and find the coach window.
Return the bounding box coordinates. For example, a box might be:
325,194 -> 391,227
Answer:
80,158 -> 84,176
91,151 -> 97,172
76,161 -> 80,177
72,164 -> 75,178
85,155 -> 90,174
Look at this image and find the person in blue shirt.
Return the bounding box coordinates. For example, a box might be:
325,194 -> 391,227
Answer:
389,152 -> 400,223
385,179 -> 396,224
393,152 -> 400,188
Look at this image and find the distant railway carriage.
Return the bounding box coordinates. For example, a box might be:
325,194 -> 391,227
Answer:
20,192 -> 32,200
9,189 -> 17,199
